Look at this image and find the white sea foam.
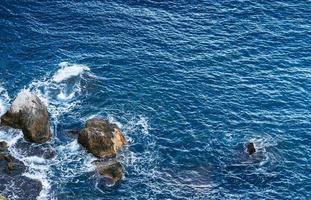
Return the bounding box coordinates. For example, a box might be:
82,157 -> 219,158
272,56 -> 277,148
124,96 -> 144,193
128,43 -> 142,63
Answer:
29,62 -> 88,122
0,86 -> 10,116
52,62 -> 90,83
246,136 -> 279,167
136,116 -> 149,135
57,90 -> 75,101
107,114 -> 123,129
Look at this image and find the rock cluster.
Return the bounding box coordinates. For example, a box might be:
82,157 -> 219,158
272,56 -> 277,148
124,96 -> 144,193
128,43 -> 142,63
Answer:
0,91 -> 127,193
77,118 -> 127,183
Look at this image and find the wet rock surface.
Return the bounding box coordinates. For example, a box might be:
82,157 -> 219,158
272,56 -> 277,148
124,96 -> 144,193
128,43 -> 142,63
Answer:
0,91 -> 51,143
246,142 -> 256,155
65,129 -> 80,139
0,141 -> 8,151
93,159 -> 123,185
14,139 -> 55,159
0,141 -> 42,200
78,118 -> 127,158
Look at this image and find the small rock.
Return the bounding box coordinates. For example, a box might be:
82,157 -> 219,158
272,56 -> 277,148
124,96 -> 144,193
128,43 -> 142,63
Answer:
246,142 -> 256,155
65,129 -> 80,139
4,155 -> 14,172
0,194 -> 6,200
0,141 -> 7,151
43,147 -> 55,159
78,118 -> 127,158
0,91 -> 51,143
95,160 -> 123,185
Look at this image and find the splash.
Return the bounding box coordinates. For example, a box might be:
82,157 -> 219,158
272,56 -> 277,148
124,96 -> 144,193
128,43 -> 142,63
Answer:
0,85 -> 10,116
52,62 -> 90,83
29,62 -> 89,121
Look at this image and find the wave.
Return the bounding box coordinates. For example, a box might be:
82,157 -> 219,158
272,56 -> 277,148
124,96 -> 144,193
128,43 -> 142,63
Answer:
52,62 -> 90,83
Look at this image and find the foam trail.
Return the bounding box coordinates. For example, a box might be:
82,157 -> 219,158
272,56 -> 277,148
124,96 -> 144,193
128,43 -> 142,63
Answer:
0,86 -> 10,116
52,62 -> 90,83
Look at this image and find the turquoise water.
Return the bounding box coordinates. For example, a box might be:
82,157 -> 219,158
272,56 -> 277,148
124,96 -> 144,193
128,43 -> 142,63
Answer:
1,0 -> 311,199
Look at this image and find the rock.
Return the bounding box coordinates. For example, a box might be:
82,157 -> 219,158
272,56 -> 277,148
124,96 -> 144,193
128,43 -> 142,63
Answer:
4,155 -> 14,172
0,194 -> 6,200
0,175 -> 42,200
0,141 -> 7,151
0,140 -> 41,199
78,118 -> 127,158
65,129 -> 80,139
0,153 -> 25,176
94,160 -> 123,184
0,91 -> 51,143
43,147 -> 55,159
246,142 -> 256,155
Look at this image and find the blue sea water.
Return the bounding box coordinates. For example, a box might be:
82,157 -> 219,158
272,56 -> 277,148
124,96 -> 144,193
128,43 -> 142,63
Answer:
0,0 -> 311,199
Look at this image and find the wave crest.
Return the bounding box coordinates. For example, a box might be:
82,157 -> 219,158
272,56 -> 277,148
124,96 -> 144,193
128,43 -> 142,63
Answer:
52,62 -> 90,83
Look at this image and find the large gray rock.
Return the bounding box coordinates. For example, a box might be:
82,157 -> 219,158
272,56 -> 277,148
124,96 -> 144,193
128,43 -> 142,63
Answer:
78,118 -> 127,158
0,91 -> 51,143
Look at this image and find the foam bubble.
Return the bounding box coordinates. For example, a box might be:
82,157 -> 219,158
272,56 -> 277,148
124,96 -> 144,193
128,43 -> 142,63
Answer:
136,116 -> 149,135
107,115 -> 123,129
52,62 -> 90,83
57,90 -> 75,101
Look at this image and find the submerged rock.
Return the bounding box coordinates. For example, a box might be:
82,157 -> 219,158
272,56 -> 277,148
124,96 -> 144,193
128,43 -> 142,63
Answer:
78,118 -> 127,158
0,194 -> 6,200
0,91 -> 51,143
0,143 -> 25,175
246,142 -> 256,155
0,175 -> 42,200
14,139 -> 55,159
65,129 -> 80,139
94,159 -> 123,185
0,141 -> 7,151
4,155 -> 14,172
0,141 -> 42,199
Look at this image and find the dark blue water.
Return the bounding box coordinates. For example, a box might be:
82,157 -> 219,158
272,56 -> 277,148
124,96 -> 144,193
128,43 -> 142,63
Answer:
1,0 -> 311,199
